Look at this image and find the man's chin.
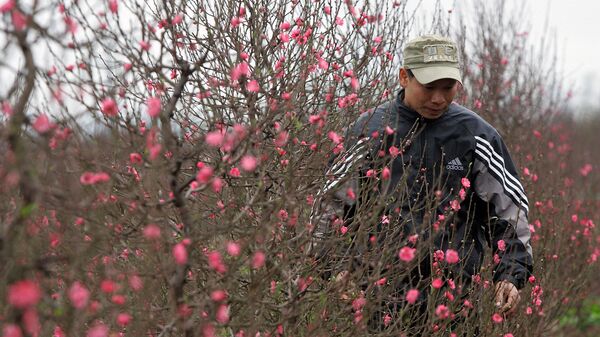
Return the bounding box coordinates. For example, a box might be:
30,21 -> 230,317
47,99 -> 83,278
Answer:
419,109 -> 445,119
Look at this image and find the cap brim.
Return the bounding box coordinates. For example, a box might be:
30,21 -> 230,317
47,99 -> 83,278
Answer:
412,66 -> 462,84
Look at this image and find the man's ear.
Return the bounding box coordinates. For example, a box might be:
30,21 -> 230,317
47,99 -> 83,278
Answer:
399,67 -> 409,88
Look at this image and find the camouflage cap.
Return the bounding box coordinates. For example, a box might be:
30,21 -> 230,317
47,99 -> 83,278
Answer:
403,34 -> 462,84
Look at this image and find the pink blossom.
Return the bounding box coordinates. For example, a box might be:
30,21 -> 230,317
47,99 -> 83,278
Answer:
350,77 -> 359,91
251,251 -> 265,269
116,313 -> 131,327
139,40 -> 150,51
80,172 -> 110,185
2,101 -> 13,116
497,239 -> 506,251
503,334 -> 514,337
32,114 -> 55,134
146,97 -> 161,118
277,209 -> 288,221
435,304 -> 450,319
398,246 -> 416,262
434,250 -> 445,261
240,155 -> 257,172
0,0 -> 15,13
129,152 -> 143,164
229,167 -> 240,177
450,199 -> 461,211
216,304 -> 230,323
492,313 -> 503,323
2,325 -> 22,337
382,167 -> 391,180
207,251 -> 227,274
352,296 -> 366,311
22,308 -> 40,337
12,10 -> 26,31
375,277 -> 387,286
494,253 -> 501,264
196,165 -> 214,184
231,62 -> 250,82
226,242 -> 241,256
318,58 -> 329,70
406,289 -> 420,304
246,80 -> 260,92
328,131 -> 342,144
172,14 -> 183,25
580,164 -> 593,177
445,249 -> 459,264
100,97 -> 118,116
230,16 -> 242,28
308,115 -> 321,124
68,281 -> 90,309
211,290 -> 228,302
274,131 -> 288,147
8,280 -> 41,309
203,324 -> 215,337
108,0 -> 118,14
205,130 -> 224,147
100,279 -> 116,293
346,187 -> 356,200
87,323 -> 108,337
211,178 -> 223,193
324,6 -> 331,15
383,313 -> 392,326
432,278 -> 443,289
279,22 -> 290,30
128,274 -> 143,291
278,32 -> 290,43
173,243 -> 188,265
143,224 -> 161,240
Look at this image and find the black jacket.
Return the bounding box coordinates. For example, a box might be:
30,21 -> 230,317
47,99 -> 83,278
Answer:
311,90 -> 532,289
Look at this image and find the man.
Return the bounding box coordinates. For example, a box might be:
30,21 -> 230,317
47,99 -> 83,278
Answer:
310,35 -> 532,331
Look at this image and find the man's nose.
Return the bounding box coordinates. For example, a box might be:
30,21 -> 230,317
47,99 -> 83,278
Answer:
431,90 -> 445,105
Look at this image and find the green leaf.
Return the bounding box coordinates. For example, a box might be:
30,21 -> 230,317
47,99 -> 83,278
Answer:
19,203 -> 37,218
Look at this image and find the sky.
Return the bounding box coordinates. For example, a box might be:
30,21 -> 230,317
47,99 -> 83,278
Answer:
527,0 -> 600,109
414,0 -> 600,112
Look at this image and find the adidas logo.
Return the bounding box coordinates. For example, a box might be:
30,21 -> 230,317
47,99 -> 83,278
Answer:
446,157 -> 464,171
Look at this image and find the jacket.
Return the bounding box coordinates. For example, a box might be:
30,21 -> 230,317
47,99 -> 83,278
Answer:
310,89 -> 533,289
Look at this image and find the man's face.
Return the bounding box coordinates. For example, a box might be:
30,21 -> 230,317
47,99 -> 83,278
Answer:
399,68 -> 459,119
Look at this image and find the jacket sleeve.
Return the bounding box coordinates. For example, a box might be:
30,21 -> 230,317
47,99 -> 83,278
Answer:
472,133 -> 533,289
308,112 -> 380,275
308,137 -> 369,259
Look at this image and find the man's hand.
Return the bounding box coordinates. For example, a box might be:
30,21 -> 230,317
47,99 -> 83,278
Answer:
494,280 -> 520,316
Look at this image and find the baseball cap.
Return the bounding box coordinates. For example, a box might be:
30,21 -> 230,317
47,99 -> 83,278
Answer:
402,34 -> 462,84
